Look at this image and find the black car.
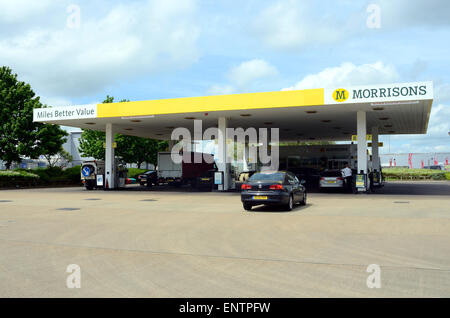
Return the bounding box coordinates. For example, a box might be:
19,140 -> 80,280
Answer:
240,171 -> 307,211
288,167 -> 321,189
137,170 -> 158,187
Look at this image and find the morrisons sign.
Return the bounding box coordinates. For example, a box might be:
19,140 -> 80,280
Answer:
326,81 -> 433,104
352,85 -> 427,99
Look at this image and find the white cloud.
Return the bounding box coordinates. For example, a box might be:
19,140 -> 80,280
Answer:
39,96 -> 73,108
426,104 -> 450,139
0,0 -> 200,100
282,61 -> 399,90
0,0 -> 53,23
379,0 -> 450,28
207,58 -> 278,95
251,0 -> 342,50
227,59 -> 278,89
435,83 -> 450,103
206,84 -> 235,95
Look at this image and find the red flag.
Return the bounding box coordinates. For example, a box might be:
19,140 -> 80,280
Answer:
434,158 -> 438,165
421,160 -> 424,169
408,153 -> 413,169
394,159 -> 397,167
446,157 -> 449,165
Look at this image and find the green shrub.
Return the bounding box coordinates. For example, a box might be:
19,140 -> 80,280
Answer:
430,173 -> 446,180
62,165 -> 81,183
44,166 -> 63,178
5,166 -> 82,187
128,168 -> 147,178
0,170 -> 40,187
29,169 -> 51,183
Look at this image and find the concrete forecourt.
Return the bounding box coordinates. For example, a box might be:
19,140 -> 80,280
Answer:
1,182 -> 449,297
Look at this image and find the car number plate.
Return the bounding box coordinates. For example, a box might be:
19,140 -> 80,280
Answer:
201,178 -> 210,181
327,180 -> 336,183
253,196 -> 267,200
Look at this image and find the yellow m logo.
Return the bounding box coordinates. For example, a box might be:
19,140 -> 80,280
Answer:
333,89 -> 349,102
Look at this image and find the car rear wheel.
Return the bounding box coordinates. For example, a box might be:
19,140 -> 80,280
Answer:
300,192 -> 307,206
285,195 -> 294,211
243,202 -> 252,211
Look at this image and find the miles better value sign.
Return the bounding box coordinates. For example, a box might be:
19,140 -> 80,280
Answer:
33,104 -> 97,122
324,81 -> 433,104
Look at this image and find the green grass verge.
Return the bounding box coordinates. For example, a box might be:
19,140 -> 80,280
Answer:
383,167 -> 447,181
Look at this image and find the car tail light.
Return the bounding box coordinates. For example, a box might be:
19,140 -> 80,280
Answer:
269,184 -> 283,190
241,184 -> 252,190
336,177 -> 343,181
320,177 -> 325,181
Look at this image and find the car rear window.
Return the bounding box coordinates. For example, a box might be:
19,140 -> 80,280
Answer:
321,171 -> 342,177
249,172 -> 285,182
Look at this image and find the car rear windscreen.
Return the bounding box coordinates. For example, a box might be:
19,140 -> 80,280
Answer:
249,172 -> 285,182
321,171 -> 342,177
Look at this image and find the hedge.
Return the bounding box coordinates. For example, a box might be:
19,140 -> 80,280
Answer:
0,166 -> 82,188
0,170 -> 40,187
383,167 -> 447,180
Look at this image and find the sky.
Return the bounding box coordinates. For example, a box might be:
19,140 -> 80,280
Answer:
0,0 -> 449,154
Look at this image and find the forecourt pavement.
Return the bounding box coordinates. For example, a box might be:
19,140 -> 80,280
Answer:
0,182 -> 449,297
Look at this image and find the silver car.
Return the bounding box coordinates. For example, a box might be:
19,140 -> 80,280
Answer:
319,170 -> 344,189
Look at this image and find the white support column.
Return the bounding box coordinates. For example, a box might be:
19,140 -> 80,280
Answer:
357,111 -> 367,174
105,123 -> 115,189
243,142 -> 249,172
372,127 -> 380,171
217,117 -> 229,191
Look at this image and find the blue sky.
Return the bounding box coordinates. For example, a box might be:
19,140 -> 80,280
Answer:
0,0 -> 449,153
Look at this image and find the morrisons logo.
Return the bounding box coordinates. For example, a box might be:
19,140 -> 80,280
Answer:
352,85 -> 427,99
332,88 -> 349,102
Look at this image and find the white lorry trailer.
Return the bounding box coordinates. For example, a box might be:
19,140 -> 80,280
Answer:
157,152 -> 216,189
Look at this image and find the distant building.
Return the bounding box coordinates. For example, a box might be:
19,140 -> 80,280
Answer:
380,153 -> 450,168
62,129 -> 93,167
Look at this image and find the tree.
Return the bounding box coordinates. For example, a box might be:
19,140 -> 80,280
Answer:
0,66 -> 68,169
78,130 -> 106,160
78,96 -> 167,167
115,135 -> 167,168
37,123 -> 69,166
44,149 -> 73,168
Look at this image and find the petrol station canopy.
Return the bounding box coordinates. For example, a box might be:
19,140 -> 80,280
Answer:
33,81 -> 433,141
